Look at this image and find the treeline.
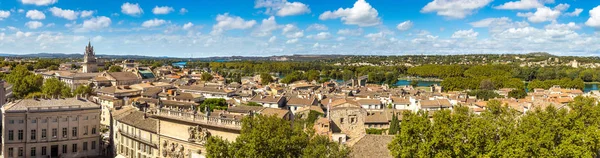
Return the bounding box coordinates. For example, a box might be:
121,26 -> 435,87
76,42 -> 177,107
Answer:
389,97 -> 600,157
409,64 -> 600,82
5,65 -> 92,99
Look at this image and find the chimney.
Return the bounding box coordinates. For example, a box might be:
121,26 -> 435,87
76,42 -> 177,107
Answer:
327,99 -> 332,121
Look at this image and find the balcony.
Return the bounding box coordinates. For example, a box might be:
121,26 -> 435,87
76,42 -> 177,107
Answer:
154,108 -> 242,130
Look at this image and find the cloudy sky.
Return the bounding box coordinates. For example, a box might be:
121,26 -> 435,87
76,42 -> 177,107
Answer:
0,0 -> 599,57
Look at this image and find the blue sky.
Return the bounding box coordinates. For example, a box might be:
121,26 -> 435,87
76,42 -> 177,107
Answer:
0,0 -> 600,57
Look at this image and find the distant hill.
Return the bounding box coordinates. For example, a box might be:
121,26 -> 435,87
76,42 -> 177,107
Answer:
527,52 -> 554,57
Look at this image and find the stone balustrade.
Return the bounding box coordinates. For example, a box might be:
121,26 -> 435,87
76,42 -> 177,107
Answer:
155,108 -> 242,130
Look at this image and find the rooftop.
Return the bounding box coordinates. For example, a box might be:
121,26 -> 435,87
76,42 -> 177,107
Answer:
4,97 -> 100,112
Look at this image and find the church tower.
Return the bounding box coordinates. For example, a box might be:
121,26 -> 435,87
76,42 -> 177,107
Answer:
82,41 -> 98,73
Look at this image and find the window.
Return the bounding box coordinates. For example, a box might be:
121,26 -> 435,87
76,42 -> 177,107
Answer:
52,118 -> 57,122
42,119 -> 47,123
31,119 -> 37,123
83,142 -> 88,151
72,144 -> 77,152
72,127 -> 78,137
42,146 -> 47,156
8,148 -> 13,157
52,128 -> 57,138
9,120 -> 14,124
84,116 -> 89,120
340,118 -> 344,123
91,141 -> 96,150
62,145 -> 67,153
63,118 -> 67,122
72,116 -> 78,121
62,128 -> 67,138
84,126 -> 88,135
18,120 -> 24,124
92,127 -> 97,135
41,129 -> 47,139
18,147 -> 23,156
30,147 -> 36,156
8,130 -> 13,140
31,130 -> 36,140
18,130 -> 23,140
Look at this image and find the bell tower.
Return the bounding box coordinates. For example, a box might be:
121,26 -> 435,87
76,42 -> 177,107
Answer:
82,41 -> 98,73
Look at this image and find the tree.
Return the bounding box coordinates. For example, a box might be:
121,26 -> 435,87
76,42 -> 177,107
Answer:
302,135 -> 350,158
306,70 -> 320,82
479,79 -> 495,90
42,78 -> 72,98
74,85 -> 93,96
5,65 -> 43,98
199,98 -> 227,112
508,89 -> 527,99
108,65 -> 123,72
388,97 -> 600,157
48,65 -> 58,70
206,136 -> 232,158
388,114 -> 400,135
260,73 -> 273,84
206,115 -> 348,158
410,80 -> 419,87
201,72 -> 214,81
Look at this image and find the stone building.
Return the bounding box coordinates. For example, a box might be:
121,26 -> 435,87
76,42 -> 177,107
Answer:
114,110 -> 159,158
1,97 -> 102,157
82,42 -> 98,73
328,98 -> 367,145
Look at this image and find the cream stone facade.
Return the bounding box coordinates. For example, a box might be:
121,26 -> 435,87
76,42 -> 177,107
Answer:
1,98 -> 102,158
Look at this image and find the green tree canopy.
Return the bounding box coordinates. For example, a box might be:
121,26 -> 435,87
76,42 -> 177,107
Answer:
42,78 -> 72,98
260,72 -> 273,84
108,65 -> 123,72
206,115 -> 349,158
5,65 -> 43,98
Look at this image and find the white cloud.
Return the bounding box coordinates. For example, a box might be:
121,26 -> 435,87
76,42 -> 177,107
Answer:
211,13 -> 257,35
255,0 -> 311,17
421,0 -> 492,19
26,10 -> 45,20
80,10 -> 94,18
451,29 -> 478,39
153,6 -> 174,15
307,32 -> 331,40
396,20 -> 413,31
80,16 -> 111,31
545,22 -> 581,30
183,22 -> 194,30
18,9 -> 25,13
319,0 -> 381,27
142,19 -> 167,28
180,8 -> 188,15
0,33 -> 4,41
20,0 -> 57,6
49,7 -> 78,20
337,28 -> 363,36
365,32 -> 385,40
586,6 -> 600,28
517,7 -> 561,23
282,24 -> 304,38
252,16 -> 280,37
553,4 -> 570,12
0,10 -> 11,20
121,2 -> 143,16
306,24 -> 328,31
25,21 -> 43,29
268,36 -> 277,43
565,8 -> 583,17
494,0 -> 545,10
286,38 -> 299,44
16,31 -> 32,38
336,37 -> 346,41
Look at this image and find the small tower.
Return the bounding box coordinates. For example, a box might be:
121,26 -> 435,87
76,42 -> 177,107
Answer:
82,41 -> 98,73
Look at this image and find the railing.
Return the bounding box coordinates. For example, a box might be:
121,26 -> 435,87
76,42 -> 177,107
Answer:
118,129 -> 157,147
155,108 -> 242,130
